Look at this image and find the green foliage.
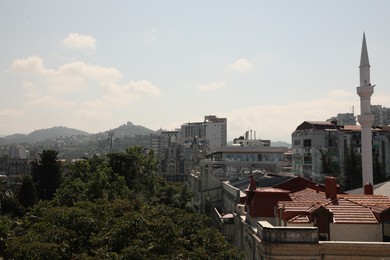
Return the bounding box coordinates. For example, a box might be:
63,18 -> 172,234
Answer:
317,147 -> 340,179
5,200 -> 242,259
31,149 -> 62,200
343,147 -> 362,190
107,146 -> 157,192
54,159 -> 130,207
0,215 -> 12,255
18,175 -> 37,209
4,146 -> 242,259
0,192 -> 24,217
373,151 -> 388,184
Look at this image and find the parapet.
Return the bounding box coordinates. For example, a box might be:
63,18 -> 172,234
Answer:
257,221 -> 319,244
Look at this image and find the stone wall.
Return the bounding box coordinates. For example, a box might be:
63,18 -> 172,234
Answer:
330,223 -> 382,242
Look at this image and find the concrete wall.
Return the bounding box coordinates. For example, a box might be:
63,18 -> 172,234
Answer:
222,181 -> 241,212
330,223 -> 382,242
253,222 -> 390,259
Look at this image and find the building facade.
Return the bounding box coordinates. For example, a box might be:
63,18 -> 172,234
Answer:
187,145 -> 291,214
151,115 -> 226,182
181,115 -> 227,151
292,121 -> 390,185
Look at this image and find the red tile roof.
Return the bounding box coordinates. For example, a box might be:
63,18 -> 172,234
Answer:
288,214 -> 311,224
277,188 -> 390,224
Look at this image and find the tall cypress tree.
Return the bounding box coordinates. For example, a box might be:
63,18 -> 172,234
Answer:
31,149 -> 62,200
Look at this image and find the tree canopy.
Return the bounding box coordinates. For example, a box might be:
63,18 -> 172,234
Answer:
3,146 -> 243,259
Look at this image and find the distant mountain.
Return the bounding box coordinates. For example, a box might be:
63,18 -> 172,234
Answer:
98,121 -> 155,137
0,123 -> 156,145
0,126 -> 90,144
271,141 -> 291,148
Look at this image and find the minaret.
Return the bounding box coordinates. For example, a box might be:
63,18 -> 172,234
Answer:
356,33 -> 375,186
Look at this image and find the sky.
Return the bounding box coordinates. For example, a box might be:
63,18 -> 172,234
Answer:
1,1 -> 390,143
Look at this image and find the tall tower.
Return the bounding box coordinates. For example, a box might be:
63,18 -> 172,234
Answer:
356,33 -> 375,186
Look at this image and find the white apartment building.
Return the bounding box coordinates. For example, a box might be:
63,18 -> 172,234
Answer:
181,115 -> 227,151
372,105 -> 390,126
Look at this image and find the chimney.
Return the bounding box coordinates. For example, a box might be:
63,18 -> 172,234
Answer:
248,175 -> 257,191
246,176 -> 257,206
325,176 -> 337,200
364,183 -> 374,195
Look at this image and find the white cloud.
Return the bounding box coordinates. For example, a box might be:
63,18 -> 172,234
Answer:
22,81 -> 36,91
229,58 -> 252,72
10,56 -> 51,74
10,56 -> 123,95
62,33 -> 96,50
223,90 -> 359,142
75,109 -> 112,121
45,61 -> 123,94
0,109 -> 24,117
26,95 -> 76,108
22,81 -> 39,99
57,61 -> 122,82
81,80 -> 160,110
197,81 -> 226,92
127,80 -> 161,96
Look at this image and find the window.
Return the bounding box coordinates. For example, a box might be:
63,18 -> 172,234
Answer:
303,139 -> 311,147
294,140 -> 301,146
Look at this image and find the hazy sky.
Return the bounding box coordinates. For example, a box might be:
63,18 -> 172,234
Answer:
1,1 -> 390,142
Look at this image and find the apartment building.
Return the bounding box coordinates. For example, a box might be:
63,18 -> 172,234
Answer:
187,145 -> 291,214
151,115 -> 226,182
181,115 -> 227,151
291,121 -> 390,185
372,105 -> 390,126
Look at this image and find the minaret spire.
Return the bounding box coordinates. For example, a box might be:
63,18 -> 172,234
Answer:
356,33 -> 375,187
359,33 -> 371,86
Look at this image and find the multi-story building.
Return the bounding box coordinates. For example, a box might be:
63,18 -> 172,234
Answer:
181,115 -> 227,151
291,121 -> 340,182
292,121 -> 390,184
187,145 -> 291,214
327,112 -> 356,125
232,130 -> 271,147
151,129 -> 206,182
372,105 -> 390,126
151,115 -> 226,182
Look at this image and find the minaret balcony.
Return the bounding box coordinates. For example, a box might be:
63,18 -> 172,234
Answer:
356,85 -> 374,99
358,114 -> 375,127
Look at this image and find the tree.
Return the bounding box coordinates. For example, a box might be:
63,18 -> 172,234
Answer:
18,175 -> 38,209
31,149 -> 62,200
343,147 -> 362,190
318,147 -> 340,179
5,148 -> 241,259
53,159 -> 130,207
0,215 -> 12,256
107,146 -> 157,192
0,184 -> 24,217
5,200 -> 243,259
373,150 -> 388,184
